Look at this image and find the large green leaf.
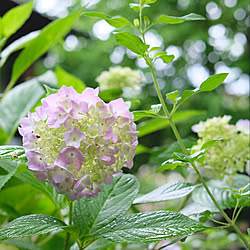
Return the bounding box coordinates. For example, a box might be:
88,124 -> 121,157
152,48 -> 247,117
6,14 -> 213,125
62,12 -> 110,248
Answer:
0,146 -> 27,162
0,30 -> 40,67
73,174 -> 139,238
10,8 -> 83,85
137,110 -> 206,137
84,12 -> 131,28
55,66 -> 86,93
2,1 -> 33,40
133,110 -> 160,122
115,32 -> 149,56
133,182 -> 198,204
177,73 -> 228,108
3,239 -> 41,250
97,211 -> 207,243
0,214 -> 66,240
153,13 -> 205,25
0,71 -> 57,144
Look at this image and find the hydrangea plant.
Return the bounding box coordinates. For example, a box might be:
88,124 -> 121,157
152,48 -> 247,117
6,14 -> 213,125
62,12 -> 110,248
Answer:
192,116 -> 249,179
19,86 -> 138,200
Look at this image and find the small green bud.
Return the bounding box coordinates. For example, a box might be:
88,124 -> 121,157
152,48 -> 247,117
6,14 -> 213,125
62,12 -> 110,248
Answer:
133,18 -> 140,28
144,16 -> 150,27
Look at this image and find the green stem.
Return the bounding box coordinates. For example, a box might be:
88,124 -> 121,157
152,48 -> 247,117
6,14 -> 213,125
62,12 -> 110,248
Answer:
233,206 -> 244,223
232,198 -> 239,221
139,3 -> 146,42
207,215 -> 229,226
148,63 -> 250,249
64,201 -> 73,250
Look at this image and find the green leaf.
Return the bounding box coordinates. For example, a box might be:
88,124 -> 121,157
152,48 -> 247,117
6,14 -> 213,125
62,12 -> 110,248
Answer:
10,8 -> 83,85
55,66 -> 86,93
2,1 -> 33,40
133,110 -> 159,122
177,73 -> 228,108
156,159 -> 187,172
192,175 -> 250,210
149,47 -> 162,52
247,228 -> 250,236
85,239 -> 115,250
133,182 -> 198,204
144,0 -> 158,4
16,170 -> 66,209
135,144 -> 152,155
0,214 -> 66,240
200,139 -> 223,150
83,12 -> 131,28
159,54 -> 175,63
73,174 -> 139,238
0,71 -> 57,144
3,239 -> 41,250
137,110 -> 206,137
166,90 -> 179,103
98,211 -> 207,243
99,89 -> 123,102
173,150 -> 205,163
0,30 -> 40,67
0,160 -> 18,191
0,146 -> 27,162
153,13 -> 205,25
115,32 -> 149,56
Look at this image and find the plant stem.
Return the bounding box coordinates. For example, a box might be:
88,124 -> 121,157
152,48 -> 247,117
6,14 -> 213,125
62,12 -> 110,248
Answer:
232,198 -> 239,221
64,201 -> 73,250
149,64 -> 250,249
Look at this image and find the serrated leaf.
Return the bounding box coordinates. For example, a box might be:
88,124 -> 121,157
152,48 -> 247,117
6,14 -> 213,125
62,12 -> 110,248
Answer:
55,66 -> 86,93
137,110 -> 206,137
173,150 -> 205,163
156,159 -> 187,172
177,73 -> 228,108
133,182 -> 198,204
73,174 -> 139,238
166,90 -> 179,103
153,13 -> 205,25
0,71 -> 57,144
0,214 -> 66,240
2,1 -> 33,40
85,238 -> 115,250
84,12 -> 131,28
0,31 -> 40,67
10,8 -> 83,85
115,32 -> 149,56
0,146 -> 27,162
98,211 -> 207,243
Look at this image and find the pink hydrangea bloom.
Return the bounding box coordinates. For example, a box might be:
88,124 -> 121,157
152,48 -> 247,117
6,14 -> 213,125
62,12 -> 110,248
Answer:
19,86 -> 138,201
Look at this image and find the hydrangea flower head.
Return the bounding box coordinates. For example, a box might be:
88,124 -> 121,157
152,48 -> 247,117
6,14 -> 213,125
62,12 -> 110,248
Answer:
96,66 -> 144,92
19,86 -> 138,201
192,116 -> 249,179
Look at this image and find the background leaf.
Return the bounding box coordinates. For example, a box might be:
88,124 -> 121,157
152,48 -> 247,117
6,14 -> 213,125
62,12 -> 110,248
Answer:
10,8 -> 83,85
98,211 -> 207,243
73,174 -> 139,238
153,13 -> 205,25
0,146 -> 27,162
84,12 -> 131,28
133,182 -> 199,204
137,110 -> 206,137
0,71 -> 57,144
2,1 -> 33,40
0,160 -> 18,191
0,30 -> 40,67
0,214 -> 66,240
55,66 -> 86,93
